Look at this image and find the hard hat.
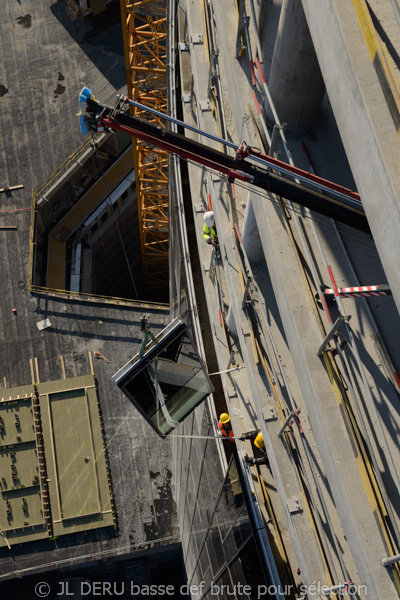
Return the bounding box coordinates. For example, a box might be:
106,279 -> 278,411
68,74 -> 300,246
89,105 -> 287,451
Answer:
220,412 -> 230,424
254,432 -> 265,449
204,211 -> 215,227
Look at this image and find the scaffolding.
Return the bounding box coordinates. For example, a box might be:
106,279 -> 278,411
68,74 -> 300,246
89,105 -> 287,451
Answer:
120,0 -> 169,293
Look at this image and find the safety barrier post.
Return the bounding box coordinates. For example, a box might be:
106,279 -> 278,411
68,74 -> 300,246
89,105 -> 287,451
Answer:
278,409 -> 301,437
207,50 -> 215,98
316,315 -> 349,357
227,351 -> 235,370
190,74 -> 195,114
241,277 -> 252,308
269,124 -> 281,156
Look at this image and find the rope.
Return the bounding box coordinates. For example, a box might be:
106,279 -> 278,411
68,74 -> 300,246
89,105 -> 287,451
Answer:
171,434 -> 243,440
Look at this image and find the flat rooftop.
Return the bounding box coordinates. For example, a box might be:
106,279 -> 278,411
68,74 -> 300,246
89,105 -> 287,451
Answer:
0,1 -> 177,581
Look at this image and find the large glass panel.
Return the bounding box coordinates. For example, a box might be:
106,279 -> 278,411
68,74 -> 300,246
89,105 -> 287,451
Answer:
184,453 -> 272,599
112,319 -> 213,436
236,538 -> 273,599
229,557 -> 252,600
217,570 -> 234,599
207,520 -> 225,576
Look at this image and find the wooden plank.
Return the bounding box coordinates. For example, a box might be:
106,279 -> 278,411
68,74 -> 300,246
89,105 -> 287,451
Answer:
88,350 -> 94,374
29,360 -> 35,385
34,357 -> 40,383
0,185 -> 24,193
85,389 -> 102,513
46,395 -> 63,522
0,529 -> 11,550
3,377 -> 6,389
60,355 -> 66,379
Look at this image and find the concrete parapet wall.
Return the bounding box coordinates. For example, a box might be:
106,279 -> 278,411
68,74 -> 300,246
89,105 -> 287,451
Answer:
301,0 -> 400,315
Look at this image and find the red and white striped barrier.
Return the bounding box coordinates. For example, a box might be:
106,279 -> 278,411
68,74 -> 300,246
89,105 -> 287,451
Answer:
324,285 -> 392,298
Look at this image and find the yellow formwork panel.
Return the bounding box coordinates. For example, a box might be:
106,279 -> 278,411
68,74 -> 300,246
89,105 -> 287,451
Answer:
38,375 -> 114,537
0,389 -> 48,547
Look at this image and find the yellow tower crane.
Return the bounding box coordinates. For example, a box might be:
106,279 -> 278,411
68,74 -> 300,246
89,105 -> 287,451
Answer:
120,0 -> 169,294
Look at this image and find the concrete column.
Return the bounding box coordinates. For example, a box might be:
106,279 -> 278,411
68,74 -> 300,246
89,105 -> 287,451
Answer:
227,305 -> 238,337
265,0 -> 325,131
242,194 -> 264,262
228,195 -> 264,337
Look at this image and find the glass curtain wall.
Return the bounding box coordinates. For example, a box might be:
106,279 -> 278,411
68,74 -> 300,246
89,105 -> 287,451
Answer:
175,414 -> 271,600
167,1 -> 271,598
167,62 -> 271,600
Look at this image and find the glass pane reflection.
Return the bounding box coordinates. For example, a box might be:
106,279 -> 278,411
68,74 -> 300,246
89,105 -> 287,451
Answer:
184,454 -> 270,599
112,319 -> 213,436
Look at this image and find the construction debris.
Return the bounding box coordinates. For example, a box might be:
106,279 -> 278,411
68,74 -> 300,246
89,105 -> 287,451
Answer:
93,351 -> 110,364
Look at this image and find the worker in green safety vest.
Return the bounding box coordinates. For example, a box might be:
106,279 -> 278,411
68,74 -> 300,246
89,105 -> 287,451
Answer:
202,211 -> 219,248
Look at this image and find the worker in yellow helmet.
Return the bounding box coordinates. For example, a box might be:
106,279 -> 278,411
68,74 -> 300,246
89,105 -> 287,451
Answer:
254,432 -> 265,451
243,431 -> 270,467
218,412 -> 234,442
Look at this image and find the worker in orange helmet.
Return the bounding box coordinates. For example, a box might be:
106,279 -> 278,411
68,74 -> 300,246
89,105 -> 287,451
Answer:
219,412 -> 235,442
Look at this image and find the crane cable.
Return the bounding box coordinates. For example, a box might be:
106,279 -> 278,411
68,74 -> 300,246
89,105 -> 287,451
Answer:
90,132 -> 139,300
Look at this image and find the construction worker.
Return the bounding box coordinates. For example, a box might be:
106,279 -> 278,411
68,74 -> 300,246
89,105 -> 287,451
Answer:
244,432 -> 270,467
202,211 -> 219,248
219,412 -> 234,442
139,315 -> 158,358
